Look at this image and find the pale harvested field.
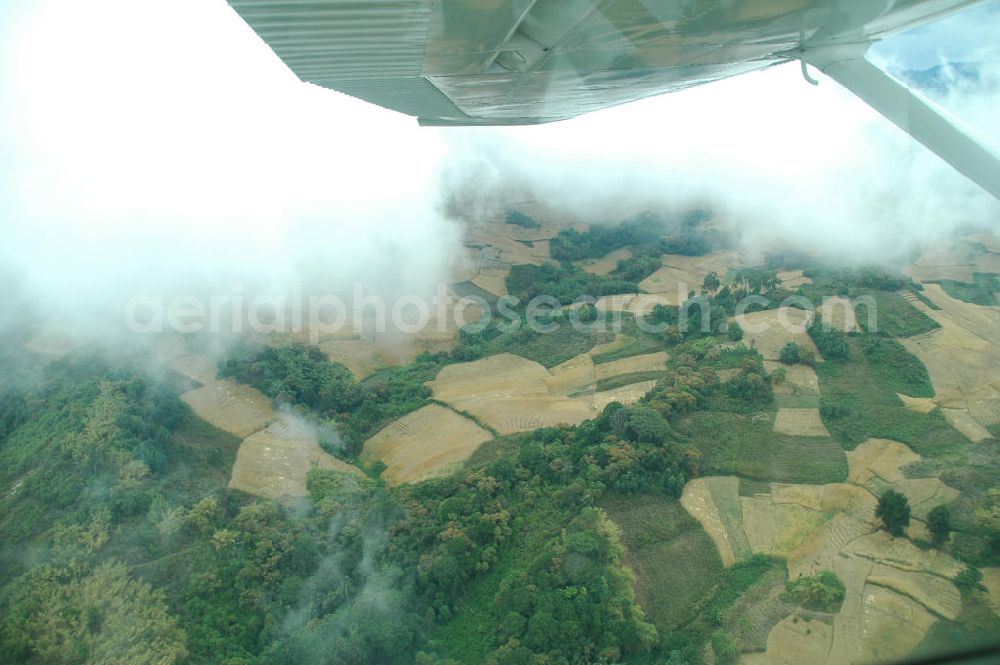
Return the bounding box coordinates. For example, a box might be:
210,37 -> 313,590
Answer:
627,293 -> 676,317
941,408 -> 994,442
360,404 -> 492,486
167,353 -> 219,385
741,492 -> 832,558
777,269 -> 812,289
763,362 -> 819,395
734,308 -> 820,362
773,408 -> 830,437
463,222 -> 549,266
639,250 -> 743,298
981,567 -> 1000,616
897,393 -> 938,413
856,584 -> 938,665
868,564 -> 962,619
593,351 -> 668,381
428,349 -> 664,435
594,293 -> 640,313
457,396 -> 597,434
973,251 -> 1000,274
588,334 -> 633,357
593,380 -> 658,411
181,379 -> 274,439
428,353 -> 551,403
847,438 -> 920,485
318,339 -> 393,379
545,353 -> 596,395
845,531 -> 964,578
229,413 -> 363,500
470,264 -> 511,298
683,437 -> 966,664
681,477 -> 737,566
578,247 -> 632,275
593,293 -> 676,315
900,283 -> 1000,440
819,296 -> 859,332
847,438 -> 959,521
758,615 -> 833,665
906,246 -> 975,283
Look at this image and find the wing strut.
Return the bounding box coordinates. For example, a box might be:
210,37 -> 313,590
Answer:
807,51 -> 1000,200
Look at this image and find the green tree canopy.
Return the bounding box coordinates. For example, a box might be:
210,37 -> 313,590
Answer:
876,489 -> 911,536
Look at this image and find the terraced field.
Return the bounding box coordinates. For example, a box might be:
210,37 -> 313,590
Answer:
681,437 -> 965,665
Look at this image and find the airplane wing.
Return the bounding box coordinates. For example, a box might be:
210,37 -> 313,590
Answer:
227,0 -> 1000,199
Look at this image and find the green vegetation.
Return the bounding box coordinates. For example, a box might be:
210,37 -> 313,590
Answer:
779,341 -> 800,364
816,336 -> 964,453
682,412 -> 848,484
928,504 -> 952,546
505,209 -> 540,229
2,559 -> 188,664
661,209 -> 722,256
935,273 -> 1000,306
450,280 -> 499,306
876,489 -> 911,536
5,245 -> 998,665
454,317 -> 615,368
601,495 -> 724,631
662,556 -> 779,661
506,262 -> 640,304
219,342 -> 442,456
784,571 -> 845,612
854,289 -> 940,338
858,335 -> 934,397
909,288 -> 942,310
611,250 -> 663,282
807,316 -> 849,359
549,213 -> 665,261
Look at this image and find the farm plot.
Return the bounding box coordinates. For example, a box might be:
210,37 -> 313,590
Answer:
734,308 -> 820,362
900,283 -> 1000,440
578,247 -> 632,275
773,408 -> 830,437
593,380 -> 658,411
470,264 -> 511,298
681,436 -> 966,664
638,250 -> 743,298
181,379 -> 274,439
776,269 -> 812,289
593,351 -> 668,381
602,494 -> 725,630
230,412 -> 363,500
764,361 -> 820,396
819,296 -> 859,332
906,246 -> 976,284
167,353 -> 219,385
318,339 -> 393,379
360,404 -> 492,486
428,350 -> 665,435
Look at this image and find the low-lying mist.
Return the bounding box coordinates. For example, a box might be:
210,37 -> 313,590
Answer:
1,0 -> 998,350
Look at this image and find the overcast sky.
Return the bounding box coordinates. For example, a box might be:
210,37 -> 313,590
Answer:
0,0 -> 997,333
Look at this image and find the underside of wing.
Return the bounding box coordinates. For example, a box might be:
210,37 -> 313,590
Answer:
227,0 -> 979,126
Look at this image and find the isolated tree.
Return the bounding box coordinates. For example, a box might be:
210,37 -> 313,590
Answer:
876,489 -> 911,536
780,342 -> 800,365
927,504 -> 952,546
702,271 -> 721,294
576,302 -> 598,324
727,321 -> 744,342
